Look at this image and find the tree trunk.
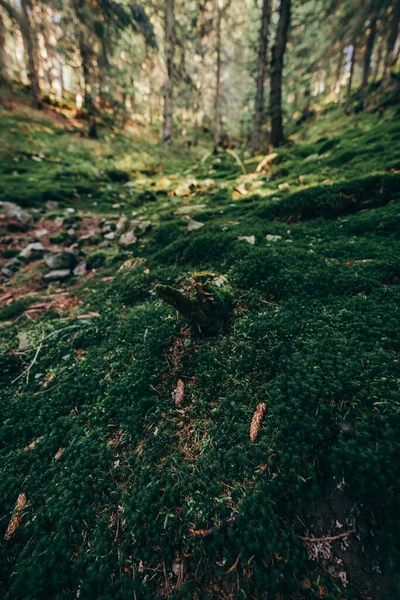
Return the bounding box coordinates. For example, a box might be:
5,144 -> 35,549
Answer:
77,32 -> 94,111
360,13 -> 378,109
269,0 -> 291,147
0,8 -> 11,95
162,0 -> 174,143
20,0 -> 42,108
251,0 -> 271,154
345,42 -> 357,115
213,2 -> 222,154
382,2 -> 400,87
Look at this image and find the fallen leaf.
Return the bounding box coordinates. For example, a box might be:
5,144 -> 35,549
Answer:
24,436 -> 44,451
54,447 -> 65,460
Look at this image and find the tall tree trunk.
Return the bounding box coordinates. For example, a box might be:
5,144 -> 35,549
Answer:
345,42 -> 357,115
77,32 -> 93,111
213,2 -> 222,154
251,0 -> 271,154
20,0 -> 42,108
360,13 -> 378,109
162,0 -> 174,143
0,8 -> 11,95
382,2 -> 400,87
269,0 -> 291,147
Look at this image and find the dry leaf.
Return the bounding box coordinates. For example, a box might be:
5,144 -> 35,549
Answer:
4,493 -> 27,541
54,447 -> 65,460
173,379 -> 185,407
24,435 -> 44,452
250,402 -> 267,442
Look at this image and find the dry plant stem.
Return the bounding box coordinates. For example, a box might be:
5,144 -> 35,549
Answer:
298,528 -> 356,542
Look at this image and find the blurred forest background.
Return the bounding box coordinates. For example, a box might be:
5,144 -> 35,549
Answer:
0,0 -> 399,149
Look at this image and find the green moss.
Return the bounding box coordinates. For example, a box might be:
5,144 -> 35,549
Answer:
0,297 -> 36,321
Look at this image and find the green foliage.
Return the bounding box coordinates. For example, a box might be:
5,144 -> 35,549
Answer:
1,104 -> 400,599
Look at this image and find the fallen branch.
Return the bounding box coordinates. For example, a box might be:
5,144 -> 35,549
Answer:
298,528 -> 356,543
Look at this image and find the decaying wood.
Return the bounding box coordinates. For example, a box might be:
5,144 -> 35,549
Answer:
250,402 -> 267,442
156,284 -> 211,329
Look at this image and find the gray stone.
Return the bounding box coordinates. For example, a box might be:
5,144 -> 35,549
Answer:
73,261 -> 87,276
0,201 -> 31,223
44,269 -> 71,281
104,231 -> 116,240
45,200 -> 59,211
44,250 -> 78,270
266,234 -> 283,242
119,230 -> 137,247
65,208 -> 75,215
19,242 -> 46,261
34,229 -> 49,239
6,258 -> 22,272
1,267 -> 14,278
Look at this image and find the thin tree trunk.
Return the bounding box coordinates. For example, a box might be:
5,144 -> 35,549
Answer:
251,0 -> 271,154
360,13 -> 378,109
372,37 -> 384,83
269,0 -> 291,147
345,42 -> 357,115
213,2 -> 222,154
162,0 -> 174,143
20,0 -> 42,108
382,2 -> 400,87
77,32 -> 93,111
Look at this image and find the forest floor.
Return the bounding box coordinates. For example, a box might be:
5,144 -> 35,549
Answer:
1,101 -> 400,600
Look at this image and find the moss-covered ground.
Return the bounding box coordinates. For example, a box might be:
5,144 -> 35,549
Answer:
1,103 -> 400,599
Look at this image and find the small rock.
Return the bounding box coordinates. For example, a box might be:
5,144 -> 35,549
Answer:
65,208 -> 75,215
19,242 -> 46,261
186,219 -> 204,232
266,234 -> 283,242
238,235 -> 256,245
5,258 -> 22,272
44,250 -> 78,270
119,230 -> 137,247
104,231 -> 116,240
18,332 -> 30,351
45,200 -> 59,211
44,269 -> 71,281
34,229 -> 49,239
0,201 -> 31,223
73,261 -> 87,276
278,182 -> 290,191
116,215 -> 128,231
137,220 -> 152,233
1,267 -> 14,278
54,217 -> 64,227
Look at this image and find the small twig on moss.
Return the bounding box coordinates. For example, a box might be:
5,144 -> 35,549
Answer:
226,553 -> 241,574
298,528 -> 356,543
12,341 -> 43,384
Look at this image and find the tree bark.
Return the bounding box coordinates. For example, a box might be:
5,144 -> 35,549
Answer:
345,42 -> 357,115
251,0 -> 271,154
20,0 -> 41,108
360,13 -> 378,109
382,2 -> 400,87
213,2 -> 222,154
162,0 -> 174,143
269,0 -> 291,147
0,7 -> 11,95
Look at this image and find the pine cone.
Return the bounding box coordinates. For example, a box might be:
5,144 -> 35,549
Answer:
173,379 -> 185,407
250,403 -> 267,442
4,493 -> 27,541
